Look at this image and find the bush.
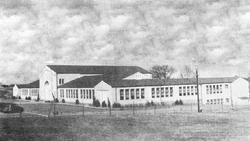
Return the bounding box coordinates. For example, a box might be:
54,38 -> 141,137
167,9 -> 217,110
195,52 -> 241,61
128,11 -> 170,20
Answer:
11,96 -> 16,99
25,97 -> 31,100
174,100 -> 184,105
18,96 -> 21,99
54,98 -> 59,103
95,100 -> 100,107
150,101 -> 155,106
112,102 -> 121,108
62,99 -> 65,103
75,99 -> 79,104
102,101 -> 107,107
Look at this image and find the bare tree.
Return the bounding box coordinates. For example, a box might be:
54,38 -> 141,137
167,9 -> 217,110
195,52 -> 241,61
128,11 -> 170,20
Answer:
180,65 -> 195,78
150,65 -> 176,79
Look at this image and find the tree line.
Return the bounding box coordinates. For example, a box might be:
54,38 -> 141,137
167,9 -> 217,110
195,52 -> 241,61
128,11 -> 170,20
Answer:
150,65 -> 195,79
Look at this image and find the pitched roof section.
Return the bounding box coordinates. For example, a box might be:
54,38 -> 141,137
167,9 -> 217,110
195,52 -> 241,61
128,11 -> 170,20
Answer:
111,77 -> 238,87
17,80 -> 39,88
47,65 -> 150,75
59,76 -> 239,88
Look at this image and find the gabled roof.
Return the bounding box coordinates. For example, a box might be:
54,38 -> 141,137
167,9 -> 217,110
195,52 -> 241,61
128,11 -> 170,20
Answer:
47,65 -> 150,75
16,80 -> 39,88
58,76 -> 239,88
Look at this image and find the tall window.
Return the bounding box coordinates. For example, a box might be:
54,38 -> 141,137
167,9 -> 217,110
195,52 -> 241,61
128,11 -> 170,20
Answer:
120,89 -> 124,100
187,86 -> 190,96
60,89 -> 64,98
83,90 -> 86,99
170,87 -> 173,97
92,90 -> 95,98
86,90 -> 88,99
209,85 -> 212,94
191,86 -> 194,95
206,85 -> 209,95
161,88 -> 164,97
183,86 -> 186,96
213,85 -> 216,94
125,89 -> 129,100
152,88 -> 155,98
131,89 -> 135,99
219,85 -> 222,93
216,85 -> 219,93
136,89 -> 140,99
141,88 -> 145,99
89,90 -> 92,99
165,87 -> 169,97
76,89 -> 78,98
225,84 -> 229,89
156,88 -> 160,98
59,78 -> 64,85
179,87 -> 182,96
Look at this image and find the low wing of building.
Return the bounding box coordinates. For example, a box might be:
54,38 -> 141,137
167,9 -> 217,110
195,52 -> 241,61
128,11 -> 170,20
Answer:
13,80 -> 39,100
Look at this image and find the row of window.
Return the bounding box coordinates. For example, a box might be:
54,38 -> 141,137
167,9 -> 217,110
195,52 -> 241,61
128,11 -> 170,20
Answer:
206,84 -> 225,94
120,88 -> 145,100
21,89 -> 39,96
151,87 -> 173,98
60,89 -> 94,99
206,98 -> 230,105
179,86 -> 197,96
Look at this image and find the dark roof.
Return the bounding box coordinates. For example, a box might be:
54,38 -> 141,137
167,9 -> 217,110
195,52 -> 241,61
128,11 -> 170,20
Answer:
47,65 -> 150,75
111,77 -> 238,87
16,80 -> 39,88
59,76 -> 239,88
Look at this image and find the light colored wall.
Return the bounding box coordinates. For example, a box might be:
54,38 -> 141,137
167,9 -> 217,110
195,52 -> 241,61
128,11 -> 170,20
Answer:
231,78 -> 250,105
94,81 -> 112,104
201,83 -> 231,105
39,66 -> 57,101
13,85 -> 19,97
123,72 -> 152,80
57,74 -> 102,86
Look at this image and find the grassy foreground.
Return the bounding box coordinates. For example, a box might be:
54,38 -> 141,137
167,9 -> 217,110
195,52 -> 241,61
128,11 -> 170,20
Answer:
1,109 -> 250,141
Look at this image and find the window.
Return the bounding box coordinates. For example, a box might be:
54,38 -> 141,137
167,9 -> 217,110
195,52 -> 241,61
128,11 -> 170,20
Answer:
136,89 -> 140,99
120,89 -> 124,100
125,89 -> 129,100
59,78 -> 64,85
219,85 -> 222,93
225,84 -> 229,89
141,88 -> 145,99
60,89 -> 64,98
76,89 -> 78,98
152,88 -> 155,98
86,90 -> 88,99
131,89 -> 135,99
179,87 -> 182,96
191,86 -> 194,95
89,90 -> 92,99
207,100 -> 210,104
187,86 -> 190,96
83,90 -> 86,99
170,87 -> 173,97
206,85 -> 209,95
165,87 -> 169,97
183,86 -> 186,96
92,90 -> 95,98
210,99 -> 213,104
216,85 -> 219,93
209,85 -> 212,94
226,98 -> 229,103
161,88 -> 164,97
213,85 -> 216,94
156,88 -> 160,98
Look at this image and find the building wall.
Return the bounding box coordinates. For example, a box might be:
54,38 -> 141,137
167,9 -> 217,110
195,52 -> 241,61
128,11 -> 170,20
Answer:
39,66 -> 57,101
58,88 -> 94,104
231,78 -> 249,105
13,85 -> 19,97
94,81 -> 113,104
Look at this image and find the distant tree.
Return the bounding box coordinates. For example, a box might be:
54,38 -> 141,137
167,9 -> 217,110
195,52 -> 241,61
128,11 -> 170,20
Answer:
150,65 -> 176,79
180,65 -> 195,78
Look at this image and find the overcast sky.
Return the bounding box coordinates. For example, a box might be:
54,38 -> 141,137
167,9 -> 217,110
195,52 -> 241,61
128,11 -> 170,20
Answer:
1,0 -> 250,84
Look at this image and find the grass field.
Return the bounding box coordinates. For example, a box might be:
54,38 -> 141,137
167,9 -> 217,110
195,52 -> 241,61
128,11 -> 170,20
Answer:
1,102 -> 250,141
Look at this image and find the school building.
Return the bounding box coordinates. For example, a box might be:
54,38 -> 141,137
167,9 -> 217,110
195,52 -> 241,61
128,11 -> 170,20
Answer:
13,65 -> 250,106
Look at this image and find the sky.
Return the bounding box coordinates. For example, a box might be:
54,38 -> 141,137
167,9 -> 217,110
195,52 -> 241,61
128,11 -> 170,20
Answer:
1,0 -> 250,84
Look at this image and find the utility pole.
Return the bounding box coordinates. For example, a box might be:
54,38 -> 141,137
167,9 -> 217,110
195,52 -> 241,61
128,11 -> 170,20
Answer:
196,68 -> 201,113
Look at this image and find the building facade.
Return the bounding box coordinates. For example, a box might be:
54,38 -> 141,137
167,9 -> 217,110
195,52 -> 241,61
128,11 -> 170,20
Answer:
13,80 -> 39,100
13,65 -> 250,106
